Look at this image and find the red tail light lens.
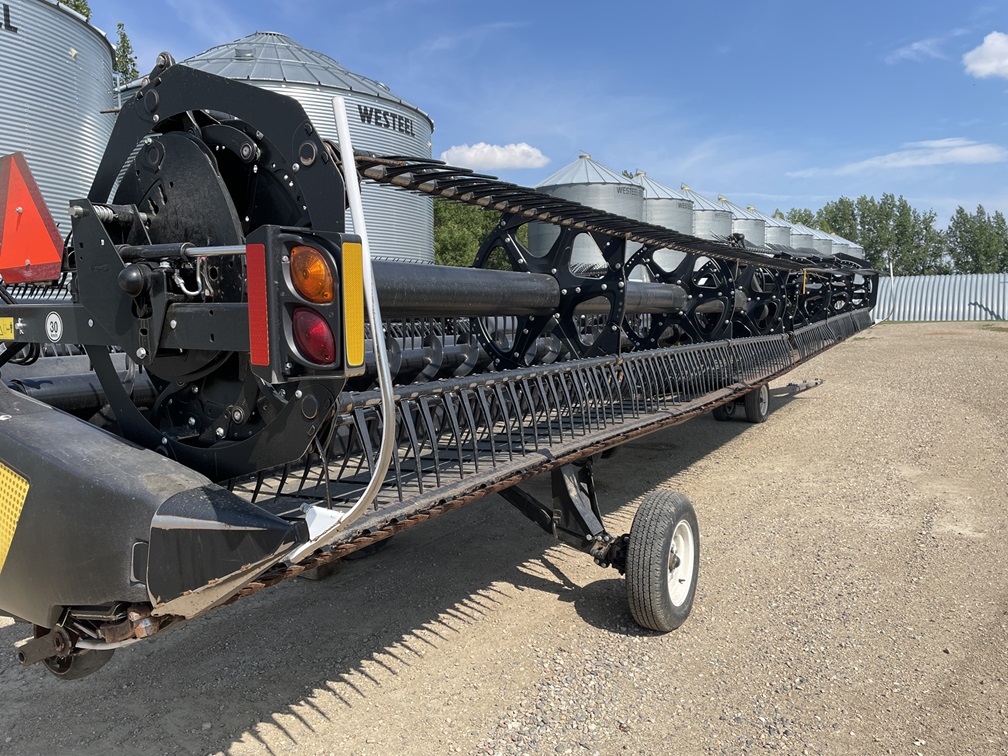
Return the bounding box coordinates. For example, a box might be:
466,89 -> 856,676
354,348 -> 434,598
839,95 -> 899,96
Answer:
292,307 -> 336,365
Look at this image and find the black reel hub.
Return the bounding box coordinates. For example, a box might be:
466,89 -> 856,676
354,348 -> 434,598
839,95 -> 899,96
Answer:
732,265 -> 786,337
472,214 -> 626,369
623,244 -> 735,346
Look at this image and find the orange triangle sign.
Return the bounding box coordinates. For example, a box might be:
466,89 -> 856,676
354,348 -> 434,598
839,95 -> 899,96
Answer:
0,152 -> 63,283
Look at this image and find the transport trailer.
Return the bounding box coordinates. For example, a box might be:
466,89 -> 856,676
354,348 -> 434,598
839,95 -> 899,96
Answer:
0,55 -> 877,678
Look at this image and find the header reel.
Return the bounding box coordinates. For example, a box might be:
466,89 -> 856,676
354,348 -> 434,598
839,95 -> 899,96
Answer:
59,55 -> 362,479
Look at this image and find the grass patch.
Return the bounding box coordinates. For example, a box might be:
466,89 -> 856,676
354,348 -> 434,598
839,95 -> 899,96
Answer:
981,323 -> 1008,333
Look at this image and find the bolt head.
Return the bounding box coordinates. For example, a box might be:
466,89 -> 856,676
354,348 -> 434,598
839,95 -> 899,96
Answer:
136,347 -> 147,360
215,427 -> 225,438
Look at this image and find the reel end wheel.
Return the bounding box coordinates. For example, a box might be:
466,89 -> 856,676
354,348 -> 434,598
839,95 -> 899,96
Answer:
744,384 -> 770,424
625,489 -> 699,632
712,402 -> 735,422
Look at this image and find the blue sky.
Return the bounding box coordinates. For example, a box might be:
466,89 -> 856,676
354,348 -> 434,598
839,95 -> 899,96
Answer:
88,0 -> 1008,226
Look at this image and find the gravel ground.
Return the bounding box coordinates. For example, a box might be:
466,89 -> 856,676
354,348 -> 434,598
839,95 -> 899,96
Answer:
0,321 -> 1005,755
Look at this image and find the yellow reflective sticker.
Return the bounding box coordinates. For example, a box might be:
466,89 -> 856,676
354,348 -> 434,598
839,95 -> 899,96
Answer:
0,461 -> 29,573
0,317 -> 13,341
342,242 -> 365,367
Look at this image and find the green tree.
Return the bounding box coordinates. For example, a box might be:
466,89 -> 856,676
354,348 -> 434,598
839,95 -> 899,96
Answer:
817,197 -> 858,241
853,194 -> 893,270
63,0 -> 91,20
946,205 -> 1008,274
434,200 -> 526,268
113,22 -> 139,81
889,198 -> 948,275
785,208 -> 815,226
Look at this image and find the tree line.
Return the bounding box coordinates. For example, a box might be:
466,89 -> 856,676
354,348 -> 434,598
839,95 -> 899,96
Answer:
777,197 -> 1008,276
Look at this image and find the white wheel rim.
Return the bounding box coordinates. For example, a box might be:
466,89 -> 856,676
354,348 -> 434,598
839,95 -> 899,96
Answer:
667,519 -> 696,606
758,385 -> 769,415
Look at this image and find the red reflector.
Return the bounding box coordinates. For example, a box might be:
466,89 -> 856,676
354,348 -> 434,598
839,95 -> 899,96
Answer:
246,243 -> 270,367
292,307 -> 336,365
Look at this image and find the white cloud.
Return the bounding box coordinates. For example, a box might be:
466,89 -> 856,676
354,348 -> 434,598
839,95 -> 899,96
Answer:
440,143 -> 550,170
963,31 -> 1008,78
886,29 -> 967,65
787,138 -> 1008,178
837,138 -> 1008,173
886,37 -> 946,64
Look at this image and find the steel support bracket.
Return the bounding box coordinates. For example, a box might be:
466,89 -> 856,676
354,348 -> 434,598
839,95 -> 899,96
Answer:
501,459 -> 612,551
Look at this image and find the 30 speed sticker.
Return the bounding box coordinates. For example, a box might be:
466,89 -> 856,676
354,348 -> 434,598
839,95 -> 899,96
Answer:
45,311 -> 63,342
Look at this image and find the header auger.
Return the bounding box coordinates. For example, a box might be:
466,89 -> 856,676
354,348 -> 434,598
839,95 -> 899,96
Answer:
0,55 -> 876,678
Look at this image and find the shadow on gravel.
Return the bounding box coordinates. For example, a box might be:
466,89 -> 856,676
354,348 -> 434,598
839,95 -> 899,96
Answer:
0,386 -> 820,756
567,577 -> 657,637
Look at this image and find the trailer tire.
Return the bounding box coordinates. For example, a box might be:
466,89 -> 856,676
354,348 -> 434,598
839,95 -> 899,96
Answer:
43,649 -> 114,680
626,490 -> 699,632
744,384 -> 770,423
712,402 -> 735,422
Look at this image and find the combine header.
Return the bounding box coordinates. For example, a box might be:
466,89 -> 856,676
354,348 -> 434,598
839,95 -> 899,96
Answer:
0,55 -> 876,678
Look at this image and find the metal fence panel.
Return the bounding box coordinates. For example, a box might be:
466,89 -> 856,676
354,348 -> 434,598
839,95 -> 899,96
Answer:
873,274 -> 1008,322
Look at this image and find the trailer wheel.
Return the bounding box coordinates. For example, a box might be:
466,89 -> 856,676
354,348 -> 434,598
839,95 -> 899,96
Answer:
626,490 -> 699,632
712,402 -> 735,422
744,384 -> 770,423
43,649 -> 114,680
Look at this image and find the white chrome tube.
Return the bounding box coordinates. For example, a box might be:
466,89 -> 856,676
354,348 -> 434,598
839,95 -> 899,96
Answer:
287,96 -> 397,563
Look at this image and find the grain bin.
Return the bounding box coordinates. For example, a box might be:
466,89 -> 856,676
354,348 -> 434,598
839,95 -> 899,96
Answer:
793,223 -> 835,256
678,186 -> 732,240
632,172 -> 693,234
0,0 -> 114,229
745,206 -> 793,246
825,230 -> 854,257
530,154 -> 644,270
717,197 -> 766,247
785,221 -> 814,251
122,32 -> 435,262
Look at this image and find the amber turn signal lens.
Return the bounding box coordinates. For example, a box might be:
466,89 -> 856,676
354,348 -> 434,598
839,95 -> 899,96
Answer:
290,245 -> 334,303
